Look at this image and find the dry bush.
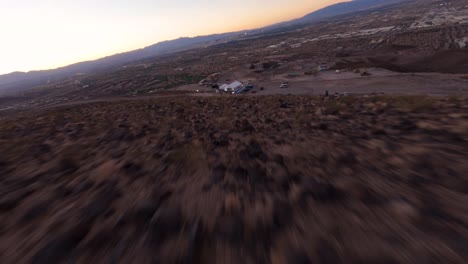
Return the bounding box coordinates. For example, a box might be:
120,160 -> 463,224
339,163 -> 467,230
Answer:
323,98 -> 355,115
393,96 -> 434,112
373,95 -> 434,112
166,143 -> 207,175
447,95 -> 462,108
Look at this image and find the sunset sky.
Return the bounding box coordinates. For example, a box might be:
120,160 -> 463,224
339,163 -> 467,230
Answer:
0,0 -> 345,75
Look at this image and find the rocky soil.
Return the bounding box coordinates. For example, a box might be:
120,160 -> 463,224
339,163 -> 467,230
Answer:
0,95 -> 467,263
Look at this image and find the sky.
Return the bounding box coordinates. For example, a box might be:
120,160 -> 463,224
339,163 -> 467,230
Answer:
0,0 -> 344,75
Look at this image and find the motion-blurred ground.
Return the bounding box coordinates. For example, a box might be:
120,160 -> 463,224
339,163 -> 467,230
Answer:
0,94 -> 467,263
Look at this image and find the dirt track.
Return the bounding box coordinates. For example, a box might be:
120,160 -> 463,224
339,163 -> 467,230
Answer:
176,69 -> 468,96
0,95 -> 467,263
354,50 -> 468,74
260,71 -> 468,96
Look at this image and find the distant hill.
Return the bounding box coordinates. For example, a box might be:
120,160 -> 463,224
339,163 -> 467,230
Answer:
0,32 -> 245,95
0,0 -> 407,95
298,0 -> 404,23
265,0 -> 406,30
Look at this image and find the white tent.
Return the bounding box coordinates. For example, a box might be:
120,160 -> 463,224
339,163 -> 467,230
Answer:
219,81 -> 244,93
219,84 -> 230,92
228,81 -> 243,92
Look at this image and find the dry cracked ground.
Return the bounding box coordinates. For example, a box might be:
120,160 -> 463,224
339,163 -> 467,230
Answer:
0,95 -> 467,263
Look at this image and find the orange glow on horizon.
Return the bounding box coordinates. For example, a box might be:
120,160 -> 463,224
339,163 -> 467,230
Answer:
0,0 -> 345,74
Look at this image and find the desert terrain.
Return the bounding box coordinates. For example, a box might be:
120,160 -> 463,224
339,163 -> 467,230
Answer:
1,95 -> 468,263
0,0 -> 467,112
0,0 -> 468,263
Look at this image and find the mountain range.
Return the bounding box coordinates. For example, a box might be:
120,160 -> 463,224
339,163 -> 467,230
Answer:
0,0 -> 407,94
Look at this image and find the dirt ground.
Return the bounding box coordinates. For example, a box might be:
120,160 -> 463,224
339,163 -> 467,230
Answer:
258,71 -> 468,96
349,50 -> 468,74
175,69 -> 468,96
0,94 -> 467,263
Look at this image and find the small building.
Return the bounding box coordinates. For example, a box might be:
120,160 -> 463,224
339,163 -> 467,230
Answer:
219,81 -> 244,93
456,37 -> 468,48
318,66 -> 328,72
199,79 -> 208,86
219,84 -> 230,92
229,81 -> 243,91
